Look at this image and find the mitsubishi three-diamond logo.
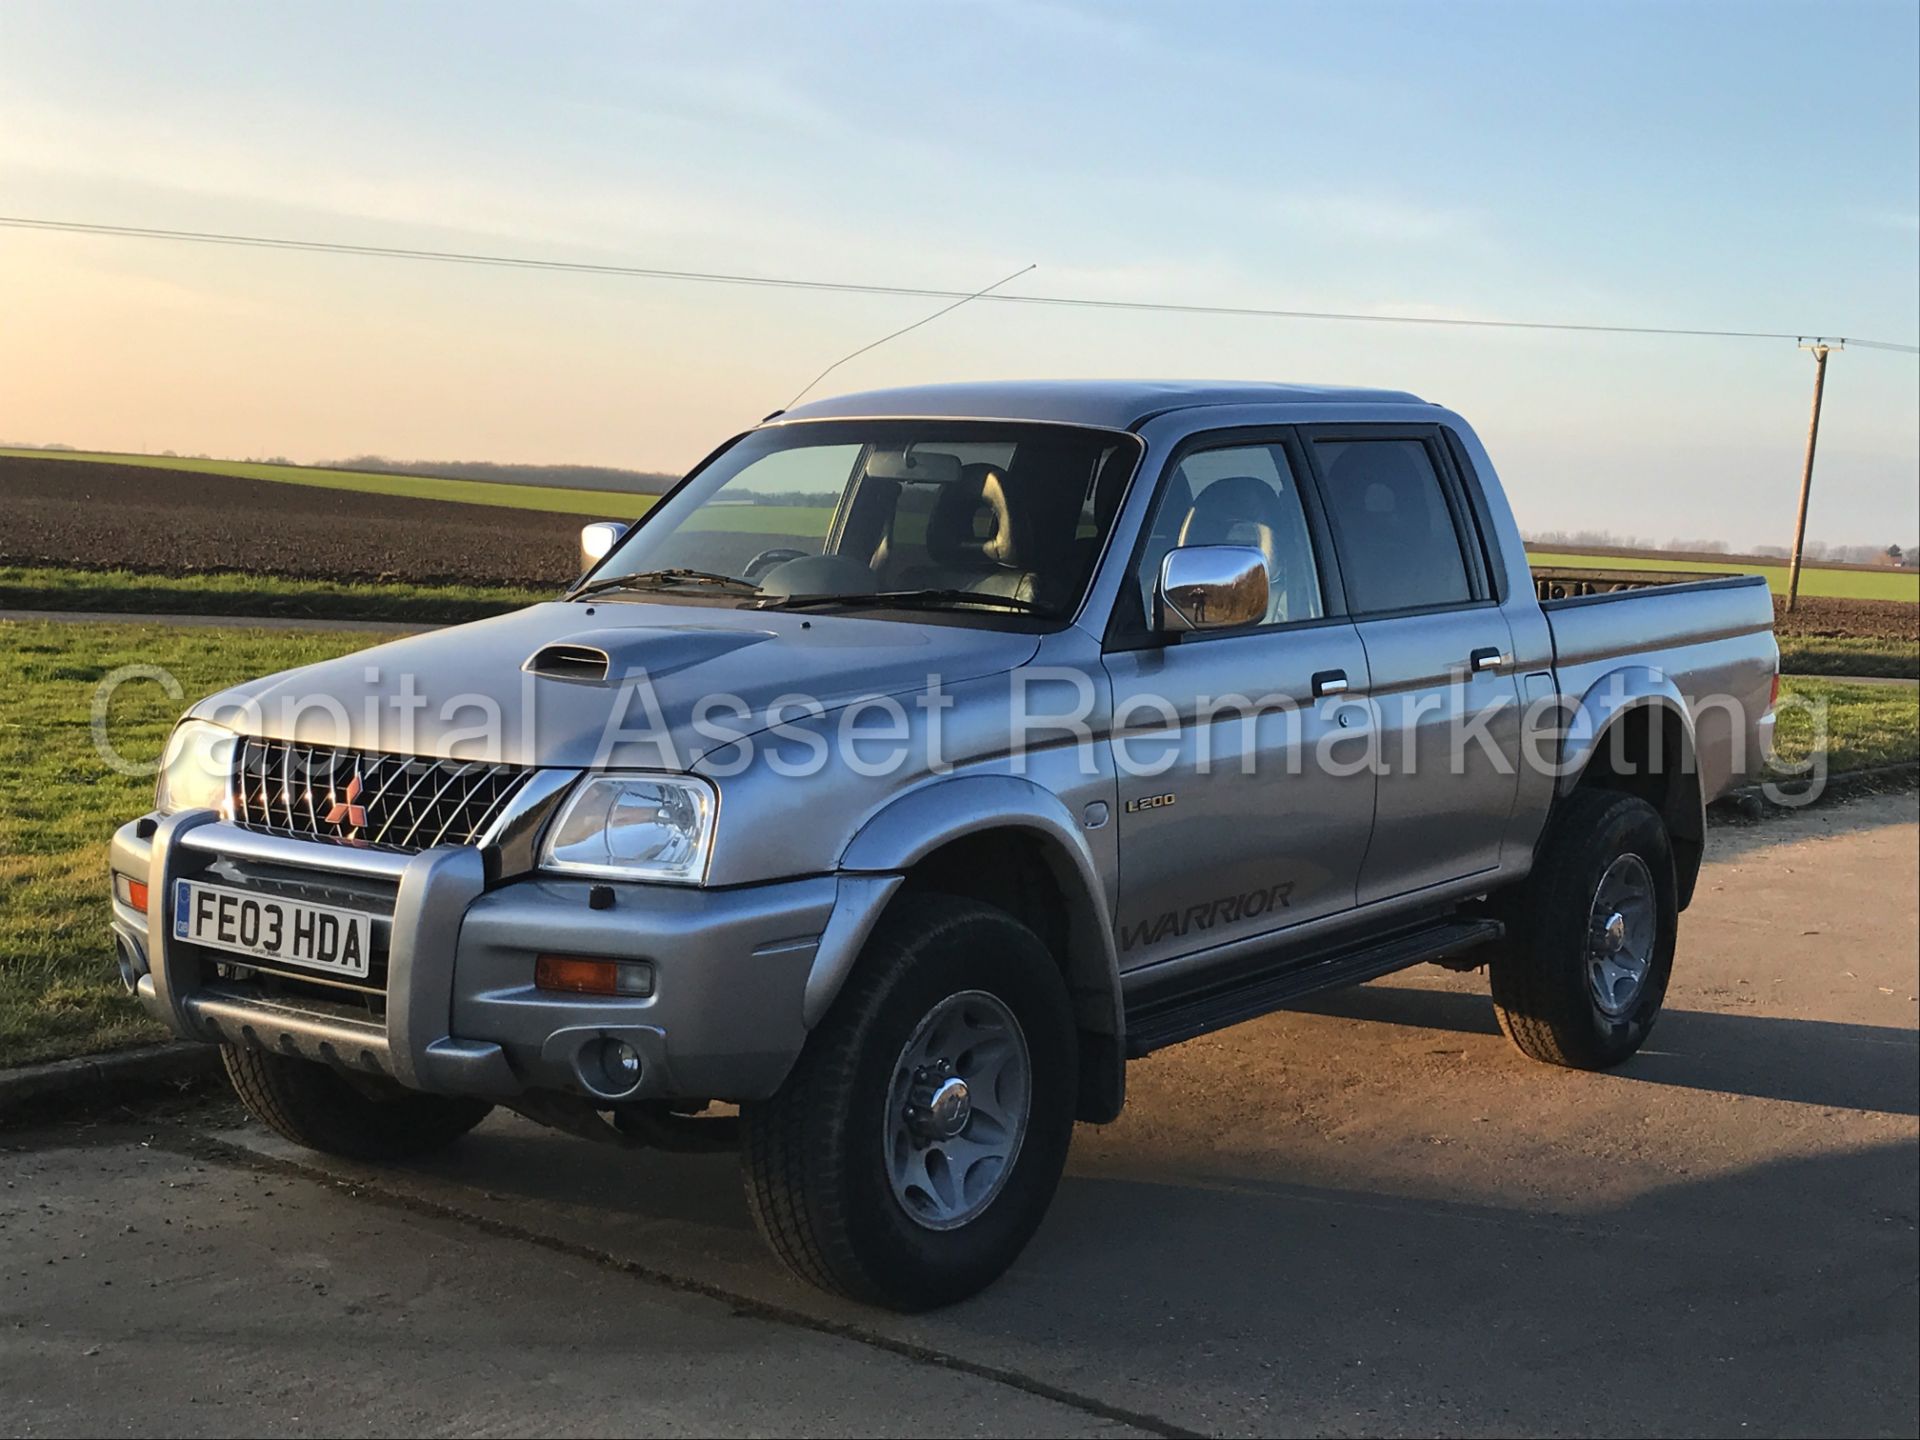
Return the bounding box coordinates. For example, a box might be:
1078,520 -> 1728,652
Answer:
324,773 -> 368,835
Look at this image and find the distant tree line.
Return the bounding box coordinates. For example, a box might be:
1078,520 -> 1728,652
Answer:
1525,528 -> 1916,567
722,490 -> 841,507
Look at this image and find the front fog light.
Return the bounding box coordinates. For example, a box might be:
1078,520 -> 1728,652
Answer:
582,1037 -> 643,1098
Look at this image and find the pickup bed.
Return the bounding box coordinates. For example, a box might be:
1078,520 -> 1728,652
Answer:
112,380 -> 1777,1308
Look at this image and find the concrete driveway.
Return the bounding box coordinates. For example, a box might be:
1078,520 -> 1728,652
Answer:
6,792 -> 1916,1437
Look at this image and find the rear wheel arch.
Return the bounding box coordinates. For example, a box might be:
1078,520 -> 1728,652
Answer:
1490,787 -> 1678,1068
1560,691 -> 1706,909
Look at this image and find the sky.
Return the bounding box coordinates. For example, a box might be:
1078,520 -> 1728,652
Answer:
1,0 -> 1915,550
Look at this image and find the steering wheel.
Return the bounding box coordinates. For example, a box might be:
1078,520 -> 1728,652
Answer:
743,547 -> 812,580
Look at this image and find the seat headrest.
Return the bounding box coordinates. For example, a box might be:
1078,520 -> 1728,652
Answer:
1177,475 -> 1288,549
927,463 -> 1023,566
1331,446 -> 1430,536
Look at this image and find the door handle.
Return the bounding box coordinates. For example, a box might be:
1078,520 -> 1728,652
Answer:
1469,646 -> 1511,673
1311,669 -> 1349,697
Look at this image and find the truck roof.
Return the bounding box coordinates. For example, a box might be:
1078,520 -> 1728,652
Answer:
776,379 -> 1427,431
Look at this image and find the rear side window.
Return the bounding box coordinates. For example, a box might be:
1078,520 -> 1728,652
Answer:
1314,439 -> 1473,613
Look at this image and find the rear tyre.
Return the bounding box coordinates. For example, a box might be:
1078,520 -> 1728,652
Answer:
222,1047 -> 493,1162
740,895 -> 1077,1311
1489,789 -> 1677,1070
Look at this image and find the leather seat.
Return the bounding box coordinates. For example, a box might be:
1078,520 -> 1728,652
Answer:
917,463 -> 1043,602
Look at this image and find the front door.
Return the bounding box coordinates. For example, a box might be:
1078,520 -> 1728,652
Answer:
1102,434 -> 1376,970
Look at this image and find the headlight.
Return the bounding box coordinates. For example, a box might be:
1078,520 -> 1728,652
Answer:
155,719 -> 236,816
540,775 -> 716,885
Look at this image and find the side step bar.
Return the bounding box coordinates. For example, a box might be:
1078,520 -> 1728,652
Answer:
1122,917 -> 1504,1058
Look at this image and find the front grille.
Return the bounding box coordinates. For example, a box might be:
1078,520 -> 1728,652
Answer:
229,737 -> 531,852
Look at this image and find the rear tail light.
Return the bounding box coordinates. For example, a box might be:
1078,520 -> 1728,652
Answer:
1768,671 -> 1781,712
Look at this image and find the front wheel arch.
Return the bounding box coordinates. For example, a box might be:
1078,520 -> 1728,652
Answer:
742,893 -> 1078,1309
835,776 -> 1126,1122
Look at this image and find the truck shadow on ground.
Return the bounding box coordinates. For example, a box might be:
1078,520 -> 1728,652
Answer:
1704,790 -> 1920,861
1292,984 -> 1920,1117
343,1113 -> 1917,1435
1015,1139 -> 1920,1435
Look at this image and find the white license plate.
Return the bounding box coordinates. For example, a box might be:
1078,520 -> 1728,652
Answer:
173,880 -> 373,980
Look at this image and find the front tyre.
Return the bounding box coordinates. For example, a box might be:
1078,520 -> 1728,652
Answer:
222,1047 -> 493,1162
1489,789 -> 1678,1070
740,895 -> 1077,1311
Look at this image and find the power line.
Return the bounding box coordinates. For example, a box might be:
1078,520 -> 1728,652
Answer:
3,213 -> 1916,355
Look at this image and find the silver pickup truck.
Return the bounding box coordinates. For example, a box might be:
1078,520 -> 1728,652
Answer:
110,380 -> 1777,1309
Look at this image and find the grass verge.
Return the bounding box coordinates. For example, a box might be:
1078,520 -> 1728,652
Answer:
1771,677 -> 1920,780
1,620 -> 379,1067
1777,635 -> 1920,680
0,564 -> 549,624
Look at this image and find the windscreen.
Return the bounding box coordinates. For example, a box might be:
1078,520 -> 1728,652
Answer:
589,420 -> 1138,622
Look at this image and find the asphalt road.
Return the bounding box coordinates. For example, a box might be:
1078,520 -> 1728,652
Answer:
5,792 -> 1916,1437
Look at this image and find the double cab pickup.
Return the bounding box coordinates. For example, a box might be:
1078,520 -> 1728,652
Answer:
112,380 -> 1778,1308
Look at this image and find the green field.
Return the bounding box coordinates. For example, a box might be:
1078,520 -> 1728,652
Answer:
685,504 -> 834,536
0,446 -> 659,521
3,613 -> 1914,1069
6,449 -> 1914,599
0,564 -> 548,624
1527,549 -> 1920,602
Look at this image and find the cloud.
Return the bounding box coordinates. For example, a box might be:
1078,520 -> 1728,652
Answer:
0,97 -> 744,251
962,0 -> 1159,53
1263,191 -> 1488,246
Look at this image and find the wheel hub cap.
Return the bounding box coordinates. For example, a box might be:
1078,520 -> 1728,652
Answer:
1602,912 -> 1628,952
1587,854 -> 1657,1017
884,990 -> 1031,1232
909,1073 -> 973,1140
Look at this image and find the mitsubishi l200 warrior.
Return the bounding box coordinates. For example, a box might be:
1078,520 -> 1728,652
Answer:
112,381 -> 1778,1309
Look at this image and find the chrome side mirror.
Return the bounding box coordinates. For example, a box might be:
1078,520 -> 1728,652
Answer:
1156,545 -> 1269,634
579,521 -> 628,575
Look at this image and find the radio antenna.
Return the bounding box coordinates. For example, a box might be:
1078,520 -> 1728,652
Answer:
783,262 -> 1036,410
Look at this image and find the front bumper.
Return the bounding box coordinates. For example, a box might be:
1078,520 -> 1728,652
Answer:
110,809 -> 898,1104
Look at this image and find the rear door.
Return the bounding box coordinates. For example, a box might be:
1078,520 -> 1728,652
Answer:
1299,427 -> 1524,904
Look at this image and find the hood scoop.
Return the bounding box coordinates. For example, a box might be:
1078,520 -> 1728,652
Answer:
522,625 -> 778,685
524,642 -> 611,682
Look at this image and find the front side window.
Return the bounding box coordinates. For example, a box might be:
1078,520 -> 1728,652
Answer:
585,422 -> 1137,624
1121,441 -> 1326,638
1314,439 -> 1473,614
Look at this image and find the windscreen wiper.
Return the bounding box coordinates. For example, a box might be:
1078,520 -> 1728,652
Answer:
754,587 -> 1051,616
569,568 -> 761,600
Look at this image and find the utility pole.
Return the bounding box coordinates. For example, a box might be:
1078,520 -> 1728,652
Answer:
1785,337 -> 1842,612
